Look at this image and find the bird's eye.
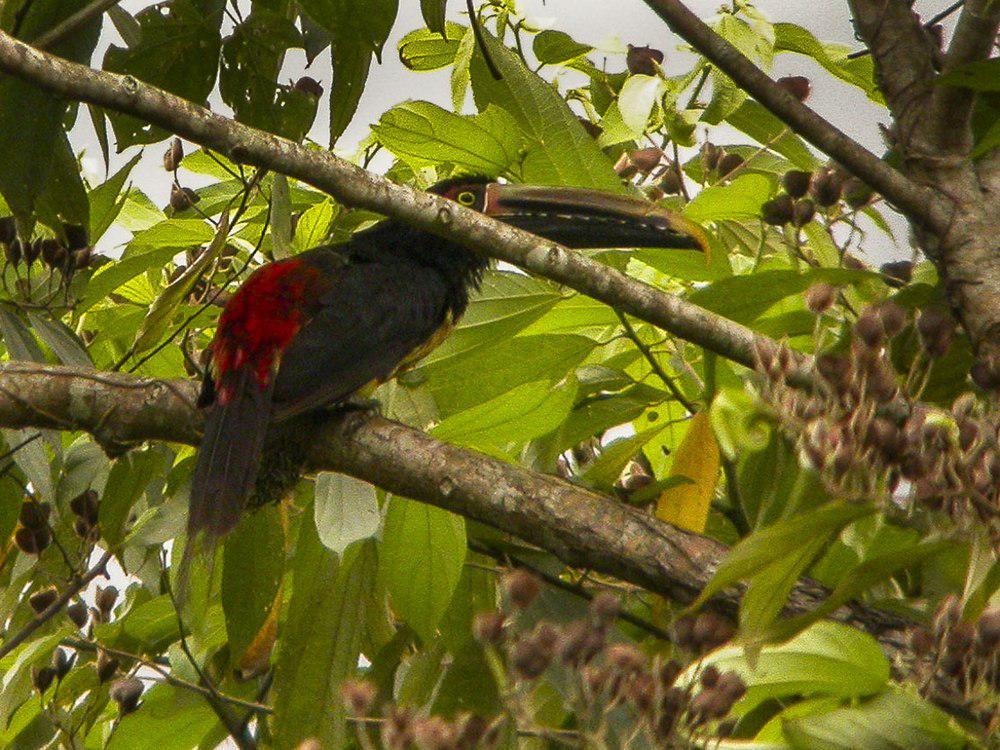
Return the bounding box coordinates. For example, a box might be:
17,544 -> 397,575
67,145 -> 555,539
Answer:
456,190 -> 477,206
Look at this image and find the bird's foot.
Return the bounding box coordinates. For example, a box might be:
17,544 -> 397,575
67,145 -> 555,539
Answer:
331,396 -> 383,417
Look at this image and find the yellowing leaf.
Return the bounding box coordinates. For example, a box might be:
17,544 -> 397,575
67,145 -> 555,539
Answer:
656,411 -> 720,533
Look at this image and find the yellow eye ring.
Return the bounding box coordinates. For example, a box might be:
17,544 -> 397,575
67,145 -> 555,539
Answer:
456,190 -> 476,206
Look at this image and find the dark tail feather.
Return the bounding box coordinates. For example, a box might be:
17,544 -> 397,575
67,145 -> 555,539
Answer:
189,368 -> 273,538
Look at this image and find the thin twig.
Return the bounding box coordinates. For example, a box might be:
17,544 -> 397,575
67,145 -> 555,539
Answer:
616,311 -> 697,413
33,0 -> 124,50
0,549 -> 112,660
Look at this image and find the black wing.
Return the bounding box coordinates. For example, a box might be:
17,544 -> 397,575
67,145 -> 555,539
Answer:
270,260 -> 450,420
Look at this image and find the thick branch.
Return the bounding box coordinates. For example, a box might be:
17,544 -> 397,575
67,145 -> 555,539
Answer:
641,0 -> 947,234
0,32 -> 809,383
0,364 -> 913,660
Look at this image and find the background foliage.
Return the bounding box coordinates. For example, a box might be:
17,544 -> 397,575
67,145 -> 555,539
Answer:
0,0 -> 997,748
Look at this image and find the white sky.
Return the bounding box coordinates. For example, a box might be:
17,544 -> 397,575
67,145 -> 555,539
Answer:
73,1 -> 959,260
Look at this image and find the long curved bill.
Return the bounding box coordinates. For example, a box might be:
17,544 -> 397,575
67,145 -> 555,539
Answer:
483,183 -> 709,255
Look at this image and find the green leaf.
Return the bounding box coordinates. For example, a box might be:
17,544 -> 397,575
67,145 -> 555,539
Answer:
726,100 -> 818,170
34,132 -> 90,231
532,30 -> 592,65
0,0 -> 100,221
0,630 -> 70,726
292,199 -> 335,252
103,0 -> 225,147
783,689 -> 978,750
79,247 -> 178,313
679,622 -> 889,716
373,101 -> 524,176
685,173 -> 776,223
617,74 -> 666,137
26,313 -> 93,368
579,423 -> 670,490
470,29 -> 622,190
108,684 -> 220,750
420,0 -> 447,35
273,530 -> 376,750
398,23 -> 465,70
692,502 -> 875,609
418,333 -> 595,418
937,59 -> 1000,92
703,71 -> 748,125
314,473 -> 381,555
99,448 -> 167,548
432,378 -> 578,454
381,497 -> 465,642
773,23 -> 881,102
131,215 -> 229,354
89,152 -> 142,243
222,505 -> 284,667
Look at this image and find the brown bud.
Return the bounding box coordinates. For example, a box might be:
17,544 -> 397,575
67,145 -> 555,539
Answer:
19,500 -> 50,529
872,302 -> 906,337
559,620 -> 605,665
110,677 -> 144,714
672,614 -> 697,650
805,283 -> 836,315
39,238 -> 64,268
51,648 -> 73,679
776,75 -> 810,101
72,246 -> 94,270
716,671 -> 746,700
809,167 -> 844,207
613,151 -> 638,179
70,489 -> 100,524
629,671 -> 657,714
169,184 -> 200,212
15,526 -> 48,555
626,44 -> 664,76
4,239 -> 21,264
95,586 -> 118,617
970,357 -> 1000,391
32,666 -> 55,694
976,609 -> 1000,651
24,238 -> 42,266
454,714 -> 488,749
341,679 -> 376,716
413,716 -> 455,750
510,636 -> 550,679
782,170 -> 812,199
97,651 -> 119,683
628,147 -> 664,174
472,611 -> 506,645
792,198 -> 816,227
659,168 -> 683,195
910,627 -> 935,653
701,143 -> 722,172
946,621 -> 976,655
692,612 -> 735,650
589,591 -> 621,625
879,260 -> 913,287
717,153 -> 745,178
67,601 -> 88,628
0,216 -> 15,244
761,194 -> 795,226
854,312 -> 885,348
163,138 -> 184,171
816,353 -> 851,391
503,569 -> 541,610
606,643 -> 645,674
689,689 -> 731,722
916,308 -> 953,358
293,76 -> 324,98
29,586 -> 59,613
699,664 -> 720,689
843,177 -> 874,209
73,518 -> 94,540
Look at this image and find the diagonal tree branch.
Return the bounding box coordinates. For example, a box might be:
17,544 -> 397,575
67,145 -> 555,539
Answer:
0,30 -> 815,385
0,363 -> 914,660
640,0 -> 948,234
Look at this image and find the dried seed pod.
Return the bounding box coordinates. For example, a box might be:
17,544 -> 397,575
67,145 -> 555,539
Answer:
782,170 -> 812,199
66,601 -> 88,628
51,648 -> 73,679
559,620 -> 604,665
879,260 -> 913,286
510,636 -> 550,679
628,146 -> 665,174
916,308 -> 953,358
672,614 -> 697,650
73,517 -> 94,539
699,664 -> 720,689
163,137 -> 184,171
110,676 -> 144,714
293,76 -> 324,98
716,671 -> 747,700
19,500 -> 50,530
0,216 -> 15,244
95,585 -> 118,618
689,688 -> 731,722
816,353 -> 851,391
792,198 -> 816,227
626,44 -> 664,75
14,526 -> 41,555
606,643 -> 645,674
805,283 -> 837,315
854,311 -> 885,348
341,679 -> 376,716
809,167 -> 844,207
71,247 -> 94,270
970,357 -> 1000,391
97,651 -> 119,683
776,75 -> 810,101
32,666 -> 56,694
977,609 -> 1000,651
503,569 -> 541,610
843,177 -> 874,209
39,238 -> 63,268
701,142 -> 723,172
472,611 -> 505,645
22,237 -> 40,266
717,152 -> 745,178
659,168 -> 683,195
692,611 -> 734,650
169,184 -> 200,212
70,489 -> 100,524
761,194 -> 795,226
29,586 -> 59,613
63,223 -> 89,251
873,302 -> 906,338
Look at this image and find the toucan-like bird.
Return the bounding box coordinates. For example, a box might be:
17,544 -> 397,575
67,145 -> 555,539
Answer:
189,177 -> 707,537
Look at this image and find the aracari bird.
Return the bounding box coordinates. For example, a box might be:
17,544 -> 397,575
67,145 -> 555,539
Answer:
189,177 -> 706,537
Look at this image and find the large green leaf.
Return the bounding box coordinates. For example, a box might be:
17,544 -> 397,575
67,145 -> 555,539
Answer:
273,531 -> 376,749
222,505 -> 284,668
103,0 -> 226,147
314,473 -> 381,555
773,23 -> 882,103
0,0 -> 100,222
99,447 -> 168,548
108,684 -> 221,750
381,497 -> 466,643
533,29 -> 592,65
398,23 -> 465,70
89,153 -> 142,243
685,173 -> 776,223
373,102 -> 524,176
726,100 -> 818,170
470,30 -> 622,190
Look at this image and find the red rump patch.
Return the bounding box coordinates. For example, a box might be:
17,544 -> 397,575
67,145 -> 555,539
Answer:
211,259 -> 320,401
